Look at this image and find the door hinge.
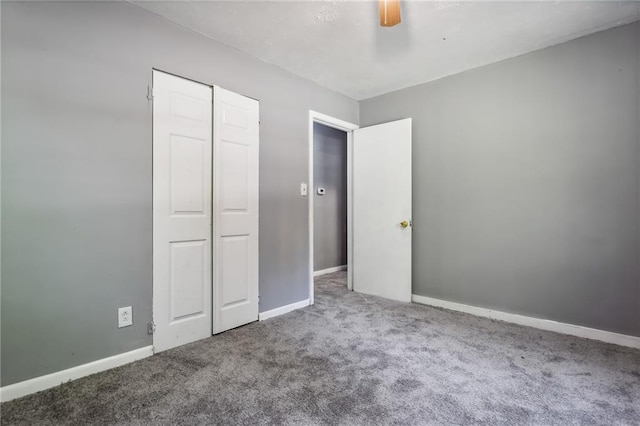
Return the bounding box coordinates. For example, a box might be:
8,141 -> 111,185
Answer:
147,322 -> 156,335
147,86 -> 155,101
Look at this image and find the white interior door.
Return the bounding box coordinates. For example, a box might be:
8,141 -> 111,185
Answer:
213,87 -> 259,334
353,118 -> 412,302
152,70 -> 213,352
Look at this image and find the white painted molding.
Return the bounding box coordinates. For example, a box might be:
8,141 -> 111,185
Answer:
411,295 -> 640,350
259,299 -> 310,321
313,265 -> 347,277
310,111 -> 360,133
0,346 -> 154,402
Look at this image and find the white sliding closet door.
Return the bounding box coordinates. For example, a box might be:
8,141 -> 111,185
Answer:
213,88 -> 260,334
152,70 -> 213,352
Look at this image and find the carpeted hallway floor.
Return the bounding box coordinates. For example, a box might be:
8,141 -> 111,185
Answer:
2,271 -> 639,425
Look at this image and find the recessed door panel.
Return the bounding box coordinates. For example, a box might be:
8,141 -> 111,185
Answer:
220,235 -> 250,307
171,92 -> 206,122
222,103 -> 249,129
170,240 -> 206,321
220,141 -> 250,212
170,135 -> 206,214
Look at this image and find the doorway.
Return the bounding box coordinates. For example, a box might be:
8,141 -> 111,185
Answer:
312,123 -> 348,278
309,112 -> 413,306
308,112 -> 358,304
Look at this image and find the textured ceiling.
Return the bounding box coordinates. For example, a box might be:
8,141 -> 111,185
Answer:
133,1 -> 640,100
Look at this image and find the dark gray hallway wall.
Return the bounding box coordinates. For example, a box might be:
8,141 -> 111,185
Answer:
360,22 -> 640,337
0,1 -> 358,386
313,123 -> 348,272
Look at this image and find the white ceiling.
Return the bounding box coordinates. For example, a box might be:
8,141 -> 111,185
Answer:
133,1 -> 640,100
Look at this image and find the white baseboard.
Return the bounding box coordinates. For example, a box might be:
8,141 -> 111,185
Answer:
313,265 -> 347,277
0,346 -> 154,403
411,295 -> 640,350
259,299 -> 310,321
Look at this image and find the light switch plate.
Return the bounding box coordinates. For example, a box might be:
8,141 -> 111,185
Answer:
300,183 -> 308,196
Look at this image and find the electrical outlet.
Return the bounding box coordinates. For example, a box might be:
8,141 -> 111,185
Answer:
118,306 -> 133,328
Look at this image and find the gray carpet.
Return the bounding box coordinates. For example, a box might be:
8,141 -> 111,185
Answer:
2,271 -> 639,425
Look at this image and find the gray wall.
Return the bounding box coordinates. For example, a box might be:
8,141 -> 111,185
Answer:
360,22 -> 640,337
0,1 -> 358,386
313,123 -> 348,271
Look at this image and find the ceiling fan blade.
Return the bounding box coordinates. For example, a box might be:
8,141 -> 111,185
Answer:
379,0 -> 401,27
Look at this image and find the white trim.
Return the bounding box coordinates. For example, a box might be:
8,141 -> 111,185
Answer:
259,299 -> 310,321
346,130 -> 354,292
308,111 -> 359,305
412,295 -> 640,349
0,346 -> 154,402
313,265 -> 347,277
311,111 -> 360,132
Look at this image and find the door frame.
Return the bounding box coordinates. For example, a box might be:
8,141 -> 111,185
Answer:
308,111 -> 359,304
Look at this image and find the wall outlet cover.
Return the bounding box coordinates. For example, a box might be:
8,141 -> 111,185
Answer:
118,306 -> 133,328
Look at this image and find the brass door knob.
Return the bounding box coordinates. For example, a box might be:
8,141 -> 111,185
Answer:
400,220 -> 411,229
